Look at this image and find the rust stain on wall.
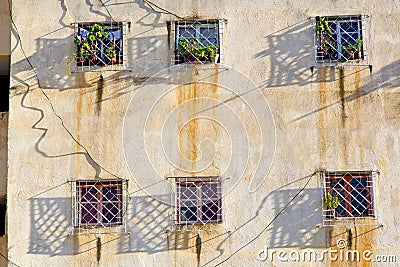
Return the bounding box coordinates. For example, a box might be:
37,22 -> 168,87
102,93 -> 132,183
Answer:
329,225 -> 377,267
318,69 -> 328,166
176,66 -> 219,175
76,88 -> 83,174
353,68 -> 365,167
338,68 -> 348,167
95,75 -> 104,115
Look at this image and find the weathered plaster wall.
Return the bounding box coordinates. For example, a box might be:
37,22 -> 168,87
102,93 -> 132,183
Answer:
7,0 -> 400,266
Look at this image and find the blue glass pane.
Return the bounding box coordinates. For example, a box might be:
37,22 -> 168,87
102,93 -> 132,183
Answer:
328,22 -> 338,34
331,179 -> 343,189
350,178 -> 367,188
351,189 -> 369,216
334,190 -> 346,216
340,21 -> 359,32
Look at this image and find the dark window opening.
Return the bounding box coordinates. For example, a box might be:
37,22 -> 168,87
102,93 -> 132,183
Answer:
0,196 -> 6,236
0,75 -> 9,112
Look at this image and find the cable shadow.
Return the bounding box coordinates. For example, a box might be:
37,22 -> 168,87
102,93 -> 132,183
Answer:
203,172 -> 321,266
257,19 -> 314,88
292,60 -> 400,122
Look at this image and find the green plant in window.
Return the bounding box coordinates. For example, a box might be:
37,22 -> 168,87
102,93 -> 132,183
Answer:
316,16 -> 333,35
177,38 -> 218,63
105,48 -> 116,59
205,44 -> 218,62
323,192 -> 339,210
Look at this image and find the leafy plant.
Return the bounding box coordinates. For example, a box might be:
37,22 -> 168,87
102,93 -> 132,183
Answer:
323,192 -> 339,209
88,34 -> 96,42
105,49 -> 117,59
342,39 -> 363,52
177,38 -> 218,62
316,16 -> 333,35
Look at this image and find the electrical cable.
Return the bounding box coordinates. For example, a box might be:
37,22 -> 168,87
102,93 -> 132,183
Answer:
8,0 -> 121,180
143,0 -> 183,19
99,0 -> 116,21
214,172 -> 316,266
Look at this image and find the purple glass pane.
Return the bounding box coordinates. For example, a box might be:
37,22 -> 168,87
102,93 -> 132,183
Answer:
202,183 -> 219,199
201,200 -> 221,222
103,203 -> 121,224
103,186 -> 119,201
179,184 -> 197,200
81,186 -> 98,202
81,203 -> 98,225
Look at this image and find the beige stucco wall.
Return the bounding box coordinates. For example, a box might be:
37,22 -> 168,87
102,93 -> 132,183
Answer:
7,0 -> 400,266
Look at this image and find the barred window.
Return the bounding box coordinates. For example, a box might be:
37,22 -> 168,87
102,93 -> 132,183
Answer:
315,15 -> 368,65
75,180 -> 124,227
176,181 -> 222,225
172,20 -> 223,65
322,171 -> 378,226
73,22 -> 127,72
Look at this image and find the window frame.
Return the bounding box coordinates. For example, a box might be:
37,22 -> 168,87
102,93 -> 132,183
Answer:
176,180 -> 222,225
73,21 -> 128,72
322,171 -> 378,226
170,19 -> 224,65
314,15 -> 369,66
75,180 -> 125,228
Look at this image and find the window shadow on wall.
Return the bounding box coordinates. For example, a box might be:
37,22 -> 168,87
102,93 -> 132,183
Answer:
293,60 -> 400,122
267,188 -> 325,249
28,197 -> 73,255
255,19 -> 316,88
118,194 -> 170,254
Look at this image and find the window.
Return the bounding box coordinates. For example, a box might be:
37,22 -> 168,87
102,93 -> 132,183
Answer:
176,180 -> 222,225
322,171 -> 377,226
172,20 -> 223,65
315,15 -> 368,65
74,180 -> 124,228
74,22 -> 127,71
0,75 -> 9,112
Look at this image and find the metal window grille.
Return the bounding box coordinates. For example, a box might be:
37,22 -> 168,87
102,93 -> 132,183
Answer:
168,176 -> 226,232
170,19 -> 224,65
313,15 -> 369,67
71,179 -> 128,234
73,21 -> 129,72
321,171 -> 379,226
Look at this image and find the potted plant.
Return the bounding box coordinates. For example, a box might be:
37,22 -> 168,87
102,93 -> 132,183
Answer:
316,16 -> 338,60
342,39 -> 363,60
205,44 -> 218,63
74,40 -> 90,65
176,38 -> 219,64
74,23 -> 110,66
323,191 -> 339,212
105,48 -> 117,64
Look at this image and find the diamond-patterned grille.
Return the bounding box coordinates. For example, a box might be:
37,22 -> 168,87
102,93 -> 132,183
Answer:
74,180 -> 125,228
314,15 -> 369,66
173,20 -> 220,65
176,181 -> 222,225
322,171 -> 378,226
73,22 -> 128,72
